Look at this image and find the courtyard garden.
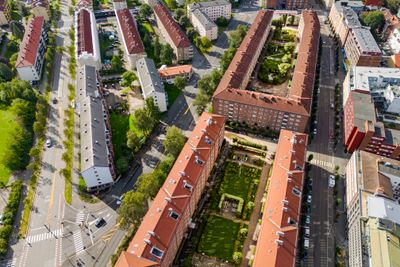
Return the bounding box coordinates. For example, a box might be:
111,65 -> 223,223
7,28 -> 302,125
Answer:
258,27 -> 297,85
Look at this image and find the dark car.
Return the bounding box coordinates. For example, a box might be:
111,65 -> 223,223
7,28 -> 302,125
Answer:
95,218 -> 106,228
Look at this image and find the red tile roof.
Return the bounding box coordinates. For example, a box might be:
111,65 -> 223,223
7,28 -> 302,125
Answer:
116,113 -> 225,267
153,3 -> 191,49
115,251 -> 160,267
363,0 -> 384,6
253,130 -> 308,267
77,8 -> 94,56
16,16 -> 44,68
115,8 -> 145,55
158,65 -> 192,78
213,10 -> 320,117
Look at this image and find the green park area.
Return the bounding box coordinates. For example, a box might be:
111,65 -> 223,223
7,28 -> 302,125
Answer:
0,109 -> 19,185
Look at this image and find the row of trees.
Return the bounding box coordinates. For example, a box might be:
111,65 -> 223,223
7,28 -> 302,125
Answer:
117,126 -> 186,229
193,25 -> 248,114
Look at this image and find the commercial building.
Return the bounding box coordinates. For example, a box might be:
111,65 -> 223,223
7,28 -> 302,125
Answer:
76,65 -> 116,192
153,3 -> 193,62
0,0 -> 9,25
136,57 -> 168,112
212,10 -> 320,133
253,130 -> 308,267
16,16 -> 47,81
343,91 -> 400,159
187,0 -> 231,21
115,112 -> 225,267
345,150 -> 400,267
115,8 -> 145,69
158,64 -> 192,84
189,9 -> 218,41
344,27 -> 382,67
75,8 -> 101,69
31,0 -> 49,21
329,3 -> 363,45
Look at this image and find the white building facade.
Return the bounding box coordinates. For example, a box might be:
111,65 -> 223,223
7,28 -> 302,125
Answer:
190,9 -> 218,40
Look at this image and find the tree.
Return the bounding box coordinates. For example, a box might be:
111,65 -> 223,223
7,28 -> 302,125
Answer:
0,63 -> 12,82
198,74 -> 213,95
178,15 -> 190,30
120,70 -> 137,88
111,55 -> 124,71
133,108 -> 154,136
127,130 -> 142,153
232,252 -> 243,265
10,21 -> 24,40
193,91 -> 210,115
153,37 -> 161,64
360,11 -> 384,32
186,27 -> 198,40
163,126 -> 186,157
174,76 -> 186,91
136,173 -> 160,198
117,191 -> 147,229
199,36 -> 212,53
385,0 -> 400,13
216,16 -> 229,27
145,97 -> 161,121
116,156 -> 129,174
139,4 -> 152,18
174,8 -> 185,20
210,69 -> 222,89
160,44 -> 175,65
239,227 -> 248,239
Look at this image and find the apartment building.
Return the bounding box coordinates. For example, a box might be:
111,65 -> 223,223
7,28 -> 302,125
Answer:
77,0 -> 93,10
115,112 -> 225,267
76,65 -> 116,192
31,0 -> 49,21
343,91 -> 400,159
0,0 -> 8,25
115,8 -> 145,69
112,0 -> 126,10
212,10 -> 320,133
187,0 -> 231,21
158,64 -> 192,84
260,0 -> 309,9
344,27 -> 382,67
136,57 -> 168,112
345,150 -> 400,267
189,9 -> 218,40
75,8 -> 101,69
329,4 -> 362,45
153,3 -> 193,62
253,130 -> 308,267
16,16 -> 47,81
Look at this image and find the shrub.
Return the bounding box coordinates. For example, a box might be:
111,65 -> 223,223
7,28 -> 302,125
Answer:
232,251 -> 243,265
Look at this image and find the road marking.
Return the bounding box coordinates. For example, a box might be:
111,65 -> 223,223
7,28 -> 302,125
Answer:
183,102 -> 193,115
76,210 -> 85,224
102,223 -> 119,241
73,231 -> 84,254
311,160 -> 334,169
3,258 -> 16,267
26,229 -> 63,244
46,171 -> 57,224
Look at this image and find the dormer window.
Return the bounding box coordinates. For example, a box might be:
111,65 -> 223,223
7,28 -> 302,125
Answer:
150,246 -> 164,258
292,187 -> 301,197
205,136 -> 212,144
288,217 -> 296,225
183,181 -> 193,191
169,210 -> 179,220
195,156 -> 204,165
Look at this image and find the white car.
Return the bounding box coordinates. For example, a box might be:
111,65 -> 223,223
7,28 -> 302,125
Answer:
116,195 -> 124,205
329,175 -> 336,188
305,215 -> 311,225
304,238 -> 310,249
46,138 -> 52,148
307,195 -> 312,204
0,214 -> 3,225
313,128 -> 317,135
304,226 -> 310,237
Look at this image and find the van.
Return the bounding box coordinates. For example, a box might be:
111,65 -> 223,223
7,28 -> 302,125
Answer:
329,175 -> 335,188
304,238 -> 310,249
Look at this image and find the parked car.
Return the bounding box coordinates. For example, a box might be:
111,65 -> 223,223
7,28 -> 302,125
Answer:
304,226 -> 310,237
307,195 -> 312,204
116,195 -> 124,205
304,238 -> 310,249
329,174 -> 336,188
52,98 -> 58,104
305,215 -> 311,225
95,218 -> 106,228
0,214 -> 3,225
46,138 -> 52,148
313,128 -> 317,135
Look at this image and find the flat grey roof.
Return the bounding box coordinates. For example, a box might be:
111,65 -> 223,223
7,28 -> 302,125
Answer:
367,196 -> 400,224
136,57 -> 165,97
351,27 -> 381,54
76,65 -> 99,103
192,9 -> 216,30
188,0 -> 230,10
352,91 -> 377,129
343,7 -> 361,28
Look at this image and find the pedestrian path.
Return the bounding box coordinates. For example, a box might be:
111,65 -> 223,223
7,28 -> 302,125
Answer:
26,229 -> 63,244
76,210 -> 85,224
73,231 -> 84,254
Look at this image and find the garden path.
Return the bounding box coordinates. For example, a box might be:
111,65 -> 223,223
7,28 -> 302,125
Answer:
209,212 -> 249,225
240,163 -> 272,267
226,159 -> 263,170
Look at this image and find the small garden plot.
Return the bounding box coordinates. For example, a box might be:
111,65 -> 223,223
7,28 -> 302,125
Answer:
197,215 -> 241,261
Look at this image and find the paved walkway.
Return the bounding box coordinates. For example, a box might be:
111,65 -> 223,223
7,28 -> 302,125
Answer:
240,163 -> 271,267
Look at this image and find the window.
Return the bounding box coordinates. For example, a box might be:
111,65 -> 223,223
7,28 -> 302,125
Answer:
184,182 -> 193,191
169,210 -> 179,220
150,246 -> 164,258
292,187 -> 301,196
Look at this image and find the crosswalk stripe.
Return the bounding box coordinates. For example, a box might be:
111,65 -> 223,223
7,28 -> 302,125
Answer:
4,257 -> 16,267
73,231 -> 84,254
26,229 -> 63,244
76,210 -> 85,224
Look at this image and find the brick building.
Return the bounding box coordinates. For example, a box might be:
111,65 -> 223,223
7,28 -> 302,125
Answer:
329,3 -> 363,45
153,3 -> 193,62
253,130 -> 308,267
115,112 -> 225,267
212,10 -> 320,133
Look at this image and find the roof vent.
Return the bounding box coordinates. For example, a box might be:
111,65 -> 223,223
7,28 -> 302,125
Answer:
275,239 -> 284,246
144,239 -> 151,245
165,197 -> 171,203
276,231 -> 285,237
147,231 -> 155,237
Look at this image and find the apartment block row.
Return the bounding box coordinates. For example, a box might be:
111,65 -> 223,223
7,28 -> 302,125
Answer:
261,0 -> 310,11
153,3 -> 193,62
253,130 -> 308,267
76,65 -> 116,192
158,64 -> 192,84
187,0 -> 231,41
212,10 -> 320,133
115,113 -> 225,267
16,16 -> 47,81
345,150 -> 400,267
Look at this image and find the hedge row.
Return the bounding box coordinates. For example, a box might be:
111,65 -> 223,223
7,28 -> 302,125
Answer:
232,138 -> 267,151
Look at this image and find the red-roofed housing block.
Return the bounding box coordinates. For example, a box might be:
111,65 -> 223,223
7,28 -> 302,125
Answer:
153,3 -> 193,62
158,65 -> 193,84
31,0 -> 49,21
253,129 -> 308,267
212,10 -> 320,133
16,16 -> 47,81
75,8 -> 101,69
115,8 -> 146,69
115,112 -> 225,267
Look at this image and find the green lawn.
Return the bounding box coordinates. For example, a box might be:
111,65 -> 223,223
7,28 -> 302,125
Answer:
142,21 -> 154,34
164,83 -> 181,107
219,162 -> 261,203
128,114 -> 145,138
198,215 -> 240,261
110,113 -> 130,161
0,109 -> 19,185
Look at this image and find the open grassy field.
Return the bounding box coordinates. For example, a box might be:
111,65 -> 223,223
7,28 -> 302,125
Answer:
0,109 -> 19,185
198,215 -> 240,261
164,83 -> 181,107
